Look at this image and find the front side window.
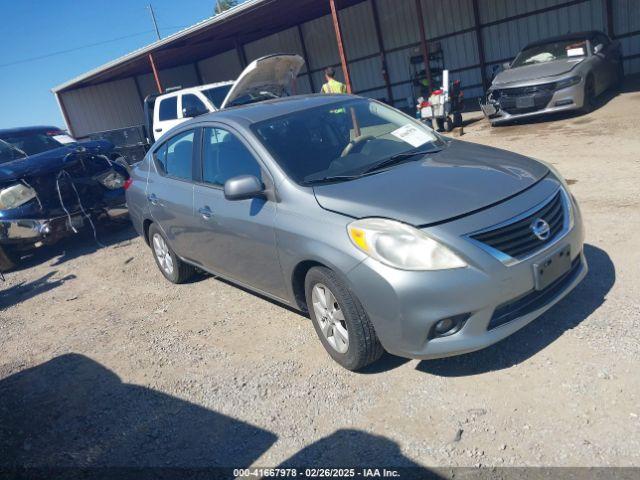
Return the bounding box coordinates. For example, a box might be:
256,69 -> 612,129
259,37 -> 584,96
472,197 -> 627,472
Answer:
154,130 -> 194,180
182,94 -> 207,114
251,98 -> 441,185
158,96 -> 178,121
201,85 -> 233,109
202,127 -> 262,187
512,39 -> 588,68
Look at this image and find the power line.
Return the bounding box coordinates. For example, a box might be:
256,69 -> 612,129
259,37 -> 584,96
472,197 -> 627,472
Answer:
148,4 -> 161,41
0,26 -> 188,69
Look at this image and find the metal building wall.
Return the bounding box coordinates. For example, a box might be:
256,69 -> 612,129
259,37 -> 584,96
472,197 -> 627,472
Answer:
136,64 -> 201,99
197,49 -> 243,83
58,78 -> 144,139
613,0 -> 640,74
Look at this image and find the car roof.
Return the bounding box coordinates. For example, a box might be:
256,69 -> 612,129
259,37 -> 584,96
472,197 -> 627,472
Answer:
0,126 -> 63,137
523,31 -> 604,49
192,94 -> 356,125
157,81 -> 234,99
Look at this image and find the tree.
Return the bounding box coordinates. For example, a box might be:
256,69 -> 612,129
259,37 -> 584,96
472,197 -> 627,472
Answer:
215,0 -> 238,14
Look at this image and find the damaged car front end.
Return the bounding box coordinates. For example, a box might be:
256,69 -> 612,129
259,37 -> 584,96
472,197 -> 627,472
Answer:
0,128 -> 130,271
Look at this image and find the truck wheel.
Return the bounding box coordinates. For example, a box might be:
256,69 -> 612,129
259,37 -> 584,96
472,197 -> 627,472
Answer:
305,266 -> 384,371
0,245 -> 19,272
148,223 -> 195,284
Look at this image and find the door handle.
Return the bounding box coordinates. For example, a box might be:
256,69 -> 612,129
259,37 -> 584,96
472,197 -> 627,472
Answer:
147,193 -> 160,206
198,206 -> 213,219
154,128 -> 162,132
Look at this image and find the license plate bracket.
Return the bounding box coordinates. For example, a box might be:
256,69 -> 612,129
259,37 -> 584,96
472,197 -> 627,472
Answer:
533,245 -> 571,291
516,95 -> 535,108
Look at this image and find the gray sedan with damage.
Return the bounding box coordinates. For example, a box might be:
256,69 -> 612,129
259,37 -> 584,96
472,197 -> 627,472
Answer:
481,31 -> 623,125
126,94 -> 587,370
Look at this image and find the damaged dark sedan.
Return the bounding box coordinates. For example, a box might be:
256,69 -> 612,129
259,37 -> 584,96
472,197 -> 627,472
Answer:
0,126 -> 130,271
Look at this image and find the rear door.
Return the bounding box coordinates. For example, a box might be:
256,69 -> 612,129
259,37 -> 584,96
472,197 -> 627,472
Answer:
191,125 -> 286,299
147,129 -> 199,259
153,94 -> 183,141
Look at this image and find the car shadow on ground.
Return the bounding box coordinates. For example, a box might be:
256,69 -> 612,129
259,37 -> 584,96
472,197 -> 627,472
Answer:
416,244 -> 614,377
11,218 -> 137,273
0,271 -> 76,310
0,354 -> 440,478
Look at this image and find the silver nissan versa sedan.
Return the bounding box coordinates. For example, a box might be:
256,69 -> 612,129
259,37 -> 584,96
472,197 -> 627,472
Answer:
126,94 -> 587,370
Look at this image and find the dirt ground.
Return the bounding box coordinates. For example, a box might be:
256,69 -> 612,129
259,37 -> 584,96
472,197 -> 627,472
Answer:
1,79 -> 639,471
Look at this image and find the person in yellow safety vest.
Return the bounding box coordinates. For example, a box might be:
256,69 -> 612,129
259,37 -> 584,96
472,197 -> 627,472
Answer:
321,67 -> 347,94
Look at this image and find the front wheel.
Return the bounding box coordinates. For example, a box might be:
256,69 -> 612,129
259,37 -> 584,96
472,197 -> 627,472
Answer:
581,75 -> 596,114
305,267 -> 383,371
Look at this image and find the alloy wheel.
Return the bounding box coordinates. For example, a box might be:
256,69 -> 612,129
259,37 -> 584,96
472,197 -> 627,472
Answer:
311,283 -> 349,354
152,233 -> 174,276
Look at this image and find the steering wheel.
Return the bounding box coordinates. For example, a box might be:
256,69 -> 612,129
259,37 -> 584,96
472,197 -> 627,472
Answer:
340,135 -> 375,158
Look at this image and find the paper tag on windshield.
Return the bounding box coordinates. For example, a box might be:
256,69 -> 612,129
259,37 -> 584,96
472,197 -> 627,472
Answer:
567,47 -> 585,57
391,124 -> 432,148
52,134 -> 75,144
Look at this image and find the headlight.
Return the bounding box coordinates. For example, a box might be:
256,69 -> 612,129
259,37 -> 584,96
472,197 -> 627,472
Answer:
347,218 -> 467,271
0,184 -> 37,210
96,169 -> 126,189
555,76 -> 581,90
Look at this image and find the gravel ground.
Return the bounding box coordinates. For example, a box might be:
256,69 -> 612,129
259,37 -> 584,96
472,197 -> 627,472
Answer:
1,79 -> 639,471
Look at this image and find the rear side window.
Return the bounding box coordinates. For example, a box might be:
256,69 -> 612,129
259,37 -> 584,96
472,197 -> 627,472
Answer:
158,96 -> 178,121
154,130 -> 194,180
202,127 -> 262,186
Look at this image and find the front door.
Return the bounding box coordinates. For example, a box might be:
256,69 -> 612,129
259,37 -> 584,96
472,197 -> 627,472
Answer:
191,126 -> 286,299
147,129 -> 197,259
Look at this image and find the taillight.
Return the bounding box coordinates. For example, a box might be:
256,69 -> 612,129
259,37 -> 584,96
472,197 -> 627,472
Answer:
123,178 -> 133,190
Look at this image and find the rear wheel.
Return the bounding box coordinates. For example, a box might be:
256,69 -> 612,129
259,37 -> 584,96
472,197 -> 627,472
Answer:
148,223 -> 195,284
305,267 -> 383,371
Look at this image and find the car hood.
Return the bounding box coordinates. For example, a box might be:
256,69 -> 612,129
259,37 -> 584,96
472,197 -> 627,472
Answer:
492,58 -> 584,87
220,54 -> 305,108
312,140 -> 548,226
0,140 -> 114,182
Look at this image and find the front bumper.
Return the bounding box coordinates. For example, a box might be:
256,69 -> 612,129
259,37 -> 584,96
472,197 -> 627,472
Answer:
481,80 -> 584,125
346,181 -> 586,360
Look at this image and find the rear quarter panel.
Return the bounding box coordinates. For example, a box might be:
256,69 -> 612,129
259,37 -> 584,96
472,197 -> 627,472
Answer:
125,155 -> 151,239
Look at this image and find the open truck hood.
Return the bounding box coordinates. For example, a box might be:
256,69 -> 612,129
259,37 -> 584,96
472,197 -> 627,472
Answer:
220,54 -> 305,109
312,140 -> 548,227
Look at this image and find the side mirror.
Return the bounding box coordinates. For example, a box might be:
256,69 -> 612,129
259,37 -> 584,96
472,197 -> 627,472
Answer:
593,43 -> 604,55
182,105 -> 207,118
502,61 -> 511,70
224,175 -> 264,201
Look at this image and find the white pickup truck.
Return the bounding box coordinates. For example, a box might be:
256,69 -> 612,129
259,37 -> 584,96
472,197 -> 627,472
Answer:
148,53 -> 305,142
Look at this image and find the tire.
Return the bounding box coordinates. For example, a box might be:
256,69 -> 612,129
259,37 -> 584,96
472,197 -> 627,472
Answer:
0,245 -> 19,272
304,266 -> 384,371
444,117 -> 454,132
148,223 -> 195,284
581,75 -> 596,114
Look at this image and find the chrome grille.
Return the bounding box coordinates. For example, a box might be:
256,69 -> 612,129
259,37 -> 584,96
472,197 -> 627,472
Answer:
470,190 -> 566,260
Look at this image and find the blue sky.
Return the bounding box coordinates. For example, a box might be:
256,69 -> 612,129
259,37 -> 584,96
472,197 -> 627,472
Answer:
0,0 -> 227,130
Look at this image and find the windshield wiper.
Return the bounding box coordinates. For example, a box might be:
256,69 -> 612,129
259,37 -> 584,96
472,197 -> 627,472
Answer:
302,175 -> 362,185
362,148 -> 441,175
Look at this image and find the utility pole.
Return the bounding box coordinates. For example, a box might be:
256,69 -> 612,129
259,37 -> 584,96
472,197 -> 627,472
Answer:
148,4 -> 161,41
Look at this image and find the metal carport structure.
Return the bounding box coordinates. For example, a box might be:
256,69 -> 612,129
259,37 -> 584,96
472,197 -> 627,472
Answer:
53,0 -> 640,139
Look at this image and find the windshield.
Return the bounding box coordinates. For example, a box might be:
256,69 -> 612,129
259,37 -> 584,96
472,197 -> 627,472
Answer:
512,39 -> 588,68
251,99 -> 441,185
0,132 -> 68,156
0,139 -> 27,165
202,85 -> 233,109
